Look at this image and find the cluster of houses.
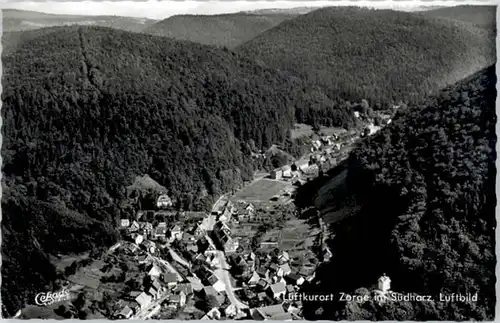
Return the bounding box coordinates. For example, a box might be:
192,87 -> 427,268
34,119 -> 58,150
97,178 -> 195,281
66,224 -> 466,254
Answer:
108,242 -> 193,319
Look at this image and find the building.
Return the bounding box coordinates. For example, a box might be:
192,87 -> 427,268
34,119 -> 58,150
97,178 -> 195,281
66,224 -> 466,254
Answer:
132,233 -> 144,245
378,274 -> 391,292
143,241 -> 156,254
286,273 -> 305,286
129,221 -> 140,232
279,263 -> 292,277
156,194 -> 173,208
121,219 -> 130,228
270,168 -> 283,180
269,282 -> 286,299
278,251 -> 290,264
135,292 -> 152,310
170,291 -> 186,307
247,271 -> 260,285
148,264 -> 162,278
116,305 -> 133,319
161,273 -> 178,288
154,222 -> 167,240
282,165 -> 292,178
108,242 -> 121,253
170,225 -> 182,240
252,304 -> 292,321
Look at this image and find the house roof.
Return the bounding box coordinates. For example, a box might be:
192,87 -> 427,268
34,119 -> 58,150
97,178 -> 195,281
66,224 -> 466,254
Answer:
135,292 -> 152,308
269,282 -> 286,295
162,273 -> 178,283
280,263 -> 291,273
257,304 -> 289,320
119,306 -> 133,317
286,273 -> 302,283
171,225 -> 181,232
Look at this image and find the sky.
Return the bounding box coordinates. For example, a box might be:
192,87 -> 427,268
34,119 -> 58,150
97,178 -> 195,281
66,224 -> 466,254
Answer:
0,0 -> 495,20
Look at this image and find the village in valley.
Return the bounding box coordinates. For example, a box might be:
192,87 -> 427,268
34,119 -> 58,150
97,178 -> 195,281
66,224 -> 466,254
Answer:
29,108 -> 395,321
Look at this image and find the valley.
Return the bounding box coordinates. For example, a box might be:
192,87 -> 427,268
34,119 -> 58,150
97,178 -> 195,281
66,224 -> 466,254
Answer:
0,3 -> 497,321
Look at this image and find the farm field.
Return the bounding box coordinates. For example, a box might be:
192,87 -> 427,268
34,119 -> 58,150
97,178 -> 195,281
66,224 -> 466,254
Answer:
231,178 -> 291,204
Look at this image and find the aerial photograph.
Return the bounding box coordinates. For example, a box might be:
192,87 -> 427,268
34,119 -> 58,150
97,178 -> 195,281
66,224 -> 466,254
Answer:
0,1 -> 497,320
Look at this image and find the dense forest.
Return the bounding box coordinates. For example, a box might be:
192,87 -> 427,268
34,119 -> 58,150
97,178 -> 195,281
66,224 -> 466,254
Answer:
0,26 -> 356,316
2,9 -> 157,33
144,13 -> 296,48
238,6 -> 496,107
302,65 -> 497,320
420,5 -> 497,30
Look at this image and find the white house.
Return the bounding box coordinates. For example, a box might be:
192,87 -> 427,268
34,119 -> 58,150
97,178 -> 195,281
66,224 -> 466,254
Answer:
282,165 -> 292,178
156,194 -> 173,208
135,292 -> 152,310
378,274 -> 391,292
269,281 -> 286,299
121,219 -> 130,228
133,233 -> 144,245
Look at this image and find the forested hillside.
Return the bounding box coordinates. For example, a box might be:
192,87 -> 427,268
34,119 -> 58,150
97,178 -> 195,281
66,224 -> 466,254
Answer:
420,5 -> 496,30
144,13 -> 296,48
2,9 -> 157,33
303,65 -> 497,320
0,26 -> 355,316
238,7 -> 496,107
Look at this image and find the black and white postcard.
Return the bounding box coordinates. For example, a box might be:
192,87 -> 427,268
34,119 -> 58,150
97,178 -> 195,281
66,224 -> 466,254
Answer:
0,1 -> 497,320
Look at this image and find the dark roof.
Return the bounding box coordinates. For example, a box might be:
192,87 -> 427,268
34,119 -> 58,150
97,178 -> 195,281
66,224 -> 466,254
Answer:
161,273 -> 177,283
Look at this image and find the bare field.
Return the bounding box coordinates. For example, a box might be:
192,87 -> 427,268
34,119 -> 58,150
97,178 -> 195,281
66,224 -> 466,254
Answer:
231,178 -> 291,203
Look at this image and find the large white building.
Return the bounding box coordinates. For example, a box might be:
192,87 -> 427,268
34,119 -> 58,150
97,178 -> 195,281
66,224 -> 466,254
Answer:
378,274 -> 391,293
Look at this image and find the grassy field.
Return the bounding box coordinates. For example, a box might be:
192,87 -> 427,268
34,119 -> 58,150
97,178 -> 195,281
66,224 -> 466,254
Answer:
278,219 -> 321,272
231,179 -> 291,203
290,123 -> 314,139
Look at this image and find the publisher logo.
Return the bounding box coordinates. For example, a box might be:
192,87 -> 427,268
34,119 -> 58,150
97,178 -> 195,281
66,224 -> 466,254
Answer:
35,289 -> 71,306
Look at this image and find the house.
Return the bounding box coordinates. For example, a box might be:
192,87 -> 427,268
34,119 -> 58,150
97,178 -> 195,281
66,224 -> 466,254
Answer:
254,304 -> 292,321
286,284 -> 295,295
186,276 -> 204,291
176,283 -> 193,296
138,254 -> 153,264
194,224 -> 206,238
223,237 -> 239,254
161,273 -> 178,288
143,240 -> 156,254
378,274 -> 391,292
156,194 -> 173,208
128,291 -> 142,301
169,291 -> 186,307
207,274 -> 226,293
247,271 -> 260,285
170,225 -> 182,240
127,243 -> 140,254
129,220 -> 140,232
206,308 -> 221,320
270,168 -> 283,180
268,281 -> 286,299
353,111 -> 360,118
286,273 -> 305,286
148,286 -> 160,300
135,292 -> 152,310
282,165 -> 292,178
224,304 -> 238,318
152,279 -> 162,293
256,267 -> 270,280
200,215 -> 217,231
278,251 -> 290,264
312,140 -> 322,150
148,264 -> 162,278
136,211 -> 145,221
121,219 -> 130,228
132,233 -> 144,245
257,279 -> 268,290
153,222 -> 167,240
116,305 -> 133,319
257,292 -> 268,302
279,263 -> 292,277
